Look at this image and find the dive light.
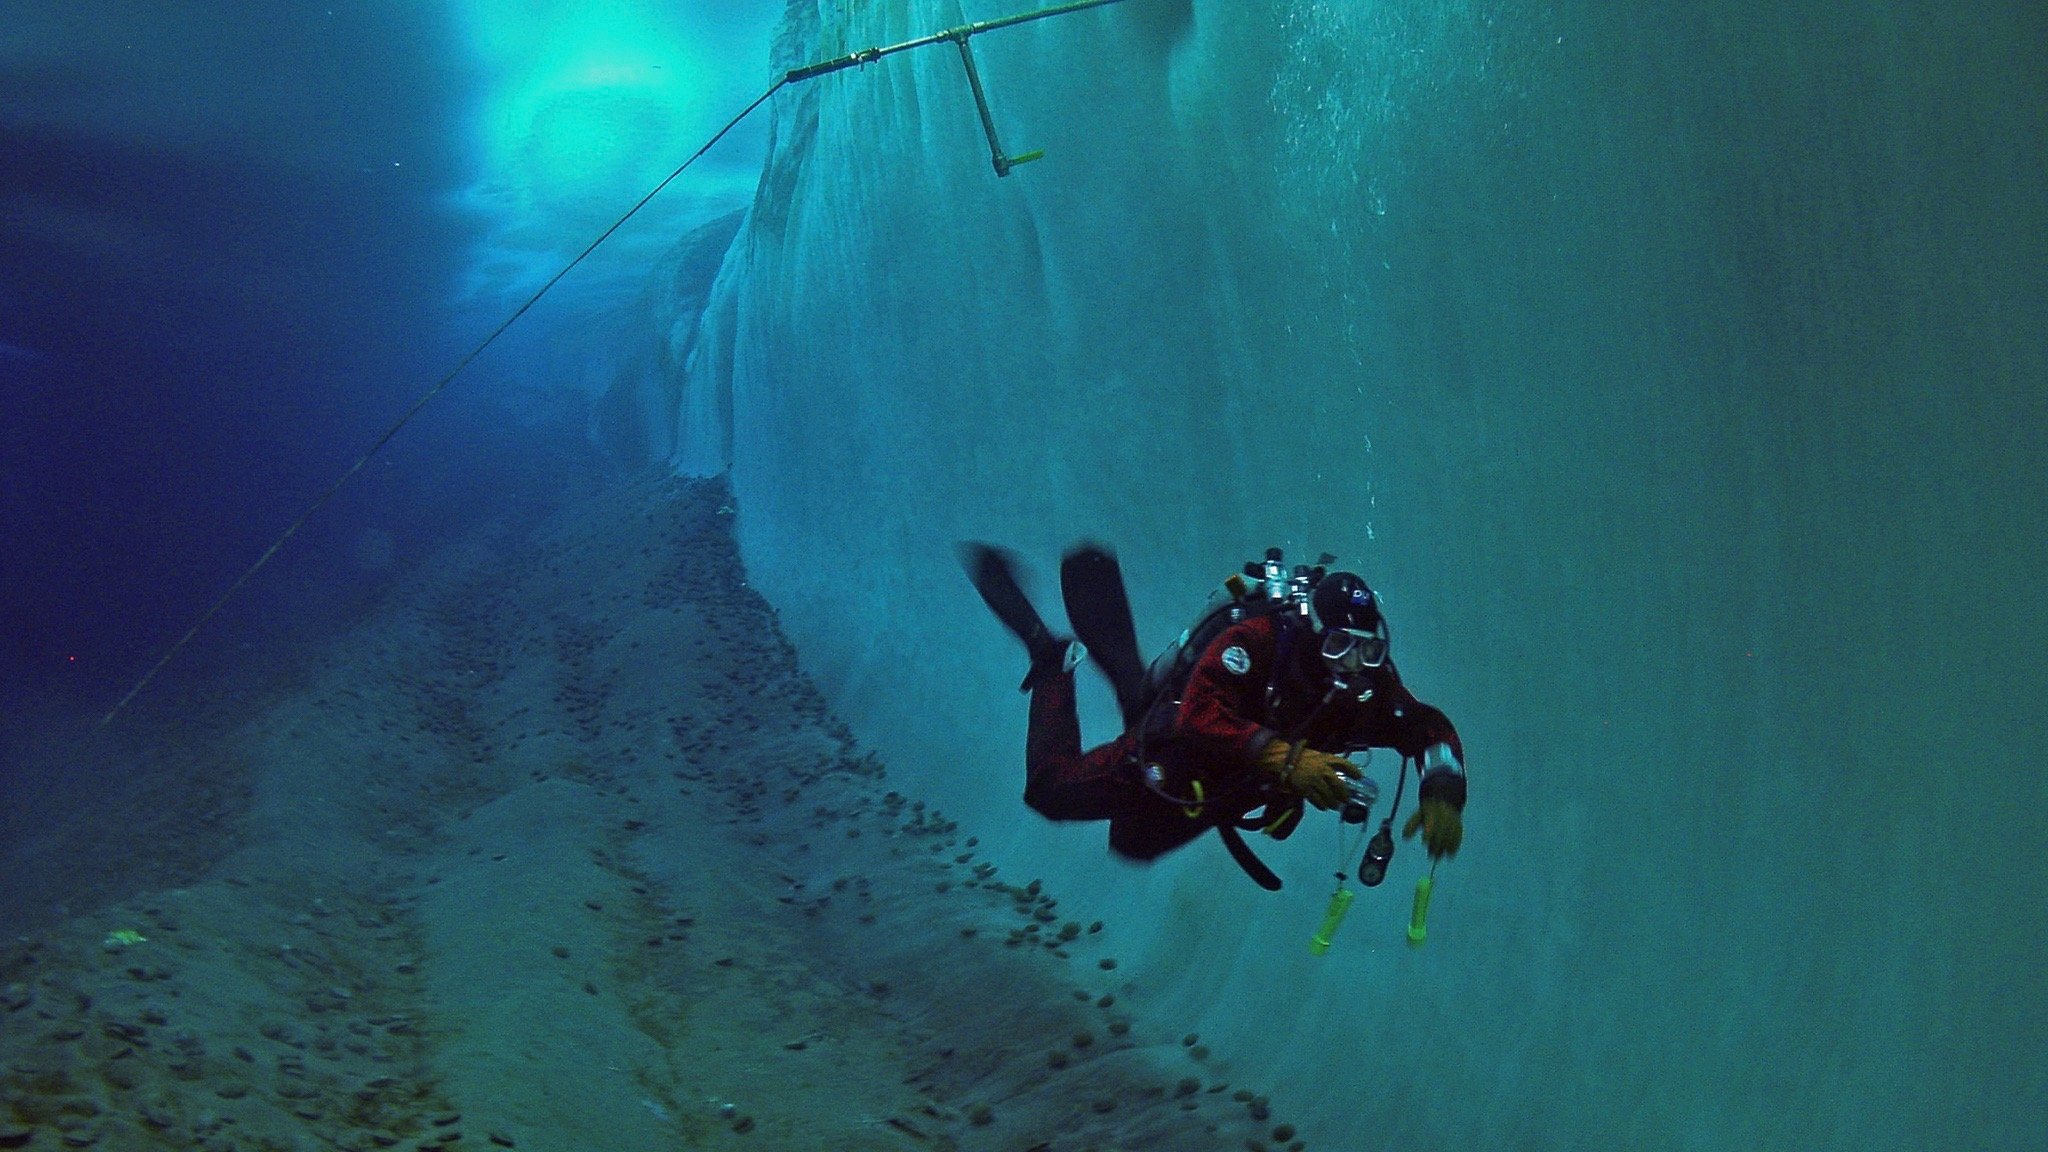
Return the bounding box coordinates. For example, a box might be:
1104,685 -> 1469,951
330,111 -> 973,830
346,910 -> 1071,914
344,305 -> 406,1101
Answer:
1308,886 -> 1354,955
1407,875 -> 1434,945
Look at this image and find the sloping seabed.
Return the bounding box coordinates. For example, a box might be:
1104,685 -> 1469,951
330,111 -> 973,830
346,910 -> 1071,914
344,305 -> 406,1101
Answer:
0,475 -> 1308,1152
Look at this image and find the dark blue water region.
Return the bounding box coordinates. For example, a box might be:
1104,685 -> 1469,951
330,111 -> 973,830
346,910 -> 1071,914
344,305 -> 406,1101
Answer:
0,5 -> 481,706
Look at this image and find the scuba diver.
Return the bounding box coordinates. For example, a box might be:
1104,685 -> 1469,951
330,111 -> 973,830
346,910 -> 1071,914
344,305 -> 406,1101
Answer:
961,543 -> 1466,890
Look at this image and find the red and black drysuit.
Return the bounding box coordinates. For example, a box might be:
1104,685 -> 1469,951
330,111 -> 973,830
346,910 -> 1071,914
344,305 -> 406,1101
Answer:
1025,612 -> 1462,864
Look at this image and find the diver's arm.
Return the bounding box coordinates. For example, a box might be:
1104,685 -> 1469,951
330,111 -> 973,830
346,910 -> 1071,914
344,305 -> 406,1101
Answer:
1366,664 -> 1467,855
1173,619 -> 1282,767
1357,659 -> 1464,769
1397,701 -> 1464,772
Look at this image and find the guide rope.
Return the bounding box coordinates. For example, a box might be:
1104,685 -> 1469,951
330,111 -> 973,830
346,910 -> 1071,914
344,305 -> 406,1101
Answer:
89,79 -> 788,736
90,0 -> 1128,737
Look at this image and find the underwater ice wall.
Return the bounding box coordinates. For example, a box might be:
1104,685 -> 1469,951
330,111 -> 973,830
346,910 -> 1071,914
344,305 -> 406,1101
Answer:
680,1 -> 2046,1146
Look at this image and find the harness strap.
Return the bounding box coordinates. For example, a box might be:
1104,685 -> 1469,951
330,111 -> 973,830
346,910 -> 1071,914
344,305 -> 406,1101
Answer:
1258,799 -> 1304,839
1215,825 -> 1284,891
1264,613 -> 1299,713
1130,606 -> 1331,891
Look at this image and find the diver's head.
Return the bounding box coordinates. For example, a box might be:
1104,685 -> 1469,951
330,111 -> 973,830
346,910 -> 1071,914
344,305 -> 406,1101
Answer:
1310,571 -> 1388,677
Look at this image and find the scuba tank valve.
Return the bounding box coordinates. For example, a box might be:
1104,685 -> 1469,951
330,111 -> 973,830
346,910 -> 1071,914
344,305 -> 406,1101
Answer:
1254,548 -> 1289,601
1308,884 -> 1354,955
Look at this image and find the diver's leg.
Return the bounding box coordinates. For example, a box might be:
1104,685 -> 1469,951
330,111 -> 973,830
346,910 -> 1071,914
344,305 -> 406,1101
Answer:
960,542 -> 1081,690
1060,543 -> 1148,729
1023,670 -> 1135,821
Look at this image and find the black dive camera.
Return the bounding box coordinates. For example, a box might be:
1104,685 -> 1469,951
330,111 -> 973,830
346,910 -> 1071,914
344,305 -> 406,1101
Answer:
1339,773 -> 1379,826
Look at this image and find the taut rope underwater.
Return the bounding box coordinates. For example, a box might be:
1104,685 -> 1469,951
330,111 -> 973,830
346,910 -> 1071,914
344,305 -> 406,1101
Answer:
87,0 -> 1131,741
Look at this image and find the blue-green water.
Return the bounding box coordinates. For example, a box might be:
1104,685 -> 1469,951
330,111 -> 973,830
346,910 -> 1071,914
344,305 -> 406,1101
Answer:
4,2 -> 2041,1148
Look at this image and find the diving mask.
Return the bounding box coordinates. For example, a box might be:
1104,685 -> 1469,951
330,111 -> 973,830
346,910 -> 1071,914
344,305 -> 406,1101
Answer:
1319,623 -> 1388,675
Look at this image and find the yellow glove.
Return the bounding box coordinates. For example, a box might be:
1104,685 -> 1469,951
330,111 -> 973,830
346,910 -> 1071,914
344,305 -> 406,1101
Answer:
1254,739 -> 1358,812
1402,798 -> 1464,859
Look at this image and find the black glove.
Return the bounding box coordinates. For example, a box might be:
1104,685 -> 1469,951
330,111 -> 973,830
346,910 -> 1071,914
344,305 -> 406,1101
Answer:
1402,767 -> 1466,860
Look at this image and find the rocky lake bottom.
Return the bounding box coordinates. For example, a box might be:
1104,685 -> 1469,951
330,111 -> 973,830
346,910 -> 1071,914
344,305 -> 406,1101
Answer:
2,475 -> 1312,1152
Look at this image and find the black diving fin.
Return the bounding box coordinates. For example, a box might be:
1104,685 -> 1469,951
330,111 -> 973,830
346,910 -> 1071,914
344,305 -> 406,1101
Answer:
1060,543 -> 1148,730
958,542 -> 1075,691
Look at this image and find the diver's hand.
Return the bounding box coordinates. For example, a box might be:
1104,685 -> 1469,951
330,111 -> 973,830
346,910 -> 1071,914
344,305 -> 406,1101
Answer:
1255,740 -> 1358,811
1402,767 -> 1468,859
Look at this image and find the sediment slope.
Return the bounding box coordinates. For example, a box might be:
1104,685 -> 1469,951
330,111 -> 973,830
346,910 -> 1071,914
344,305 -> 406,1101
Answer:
2,475 -> 1308,1152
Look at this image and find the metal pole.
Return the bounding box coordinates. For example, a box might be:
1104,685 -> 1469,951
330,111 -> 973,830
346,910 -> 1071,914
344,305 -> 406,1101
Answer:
950,34 -> 1012,176
785,0 -> 1129,84
959,0 -> 1129,37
